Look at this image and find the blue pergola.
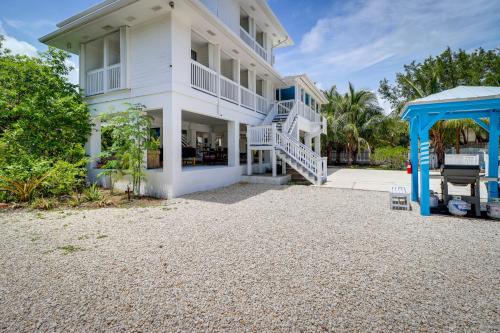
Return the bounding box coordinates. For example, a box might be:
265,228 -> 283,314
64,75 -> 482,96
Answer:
401,86 -> 500,216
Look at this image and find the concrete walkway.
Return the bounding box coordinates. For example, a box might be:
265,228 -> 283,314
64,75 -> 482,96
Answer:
324,167 -> 489,200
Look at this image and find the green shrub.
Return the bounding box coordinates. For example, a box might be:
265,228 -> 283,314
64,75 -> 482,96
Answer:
42,159 -> 87,197
31,197 -> 58,210
371,146 -> 408,170
0,154 -> 86,202
84,184 -> 103,202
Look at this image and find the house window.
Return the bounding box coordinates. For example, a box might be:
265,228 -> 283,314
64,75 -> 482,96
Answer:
191,50 -> 197,61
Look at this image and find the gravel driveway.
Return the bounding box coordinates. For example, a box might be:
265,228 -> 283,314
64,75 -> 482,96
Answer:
0,184 -> 499,332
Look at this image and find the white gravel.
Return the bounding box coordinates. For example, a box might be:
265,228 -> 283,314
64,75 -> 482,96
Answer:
0,183 -> 499,332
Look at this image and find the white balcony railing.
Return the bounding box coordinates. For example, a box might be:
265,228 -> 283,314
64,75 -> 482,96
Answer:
107,64 -> 121,91
297,100 -> 322,123
277,99 -> 294,114
190,60 -> 217,95
86,68 -> 104,96
248,125 -> 273,145
190,60 -> 271,115
240,86 -> 255,110
220,75 -> 239,104
254,42 -> 267,61
86,63 -> 121,96
240,27 -> 254,49
239,26 -> 268,62
255,94 -> 268,114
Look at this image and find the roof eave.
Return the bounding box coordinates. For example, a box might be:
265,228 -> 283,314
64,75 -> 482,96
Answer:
39,0 -> 139,44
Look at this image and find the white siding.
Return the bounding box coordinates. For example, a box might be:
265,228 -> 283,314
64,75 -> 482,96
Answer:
199,0 -> 240,35
129,16 -> 171,92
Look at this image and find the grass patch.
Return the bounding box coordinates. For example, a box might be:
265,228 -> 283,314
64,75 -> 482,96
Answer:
96,234 -> 108,239
57,244 -> 83,255
77,234 -> 89,240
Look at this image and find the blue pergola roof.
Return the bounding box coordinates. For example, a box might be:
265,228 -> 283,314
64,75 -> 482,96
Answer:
400,86 -> 500,216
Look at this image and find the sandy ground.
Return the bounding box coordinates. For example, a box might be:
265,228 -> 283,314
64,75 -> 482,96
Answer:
0,183 -> 499,332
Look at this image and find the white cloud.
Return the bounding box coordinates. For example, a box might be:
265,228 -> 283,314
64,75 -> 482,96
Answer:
276,0 -> 500,94
0,20 -> 38,56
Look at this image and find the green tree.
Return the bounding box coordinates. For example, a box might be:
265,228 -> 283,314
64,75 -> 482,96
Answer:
0,35 -> 91,202
379,47 -> 499,164
0,36 -> 91,163
327,83 -> 384,165
99,104 -> 159,195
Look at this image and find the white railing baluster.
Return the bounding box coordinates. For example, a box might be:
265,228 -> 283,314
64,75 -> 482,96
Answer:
190,60 -> 217,96
220,75 -> 239,104
240,86 -> 255,110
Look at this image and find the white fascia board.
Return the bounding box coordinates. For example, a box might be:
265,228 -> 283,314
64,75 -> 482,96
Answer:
39,0 -> 139,43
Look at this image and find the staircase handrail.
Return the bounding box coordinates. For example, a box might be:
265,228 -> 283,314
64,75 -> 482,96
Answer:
275,129 -> 326,179
261,102 -> 279,125
282,102 -> 298,134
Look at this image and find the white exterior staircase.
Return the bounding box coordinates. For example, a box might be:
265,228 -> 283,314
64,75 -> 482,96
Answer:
248,101 -> 327,185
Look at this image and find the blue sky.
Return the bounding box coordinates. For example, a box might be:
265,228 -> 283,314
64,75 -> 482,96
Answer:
1,0 -> 499,111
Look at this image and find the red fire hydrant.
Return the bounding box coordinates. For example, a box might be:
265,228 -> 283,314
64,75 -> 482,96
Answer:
406,160 -> 412,174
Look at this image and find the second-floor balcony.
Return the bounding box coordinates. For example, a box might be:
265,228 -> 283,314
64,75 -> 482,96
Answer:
239,27 -> 267,62
190,60 -> 270,114
83,30 -> 125,97
86,63 -> 121,96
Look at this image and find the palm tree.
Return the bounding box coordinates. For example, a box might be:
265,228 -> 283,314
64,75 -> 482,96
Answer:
327,83 -> 384,165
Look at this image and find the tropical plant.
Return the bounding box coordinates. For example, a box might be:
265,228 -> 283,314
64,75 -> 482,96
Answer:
0,171 -> 52,202
326,83 -> 384,165
83,184 -> 103,202
98,104 -> 159,195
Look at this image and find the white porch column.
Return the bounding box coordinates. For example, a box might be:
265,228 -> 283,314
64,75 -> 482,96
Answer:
271,123 -> 277,177
164,98 -> 182,199
246,125 -> 252,175
119,26 -> 129,89
234,58 -> 240,105
85,118 -> 101,169
79,43 -> 86,94
228,121 -> 239,167
304,133 -> 313,149
103,35 -> 109,93
258,150 -> 263,173
314,135 -> 321,154
189,128 -> 197,147
271,150 -> 277,177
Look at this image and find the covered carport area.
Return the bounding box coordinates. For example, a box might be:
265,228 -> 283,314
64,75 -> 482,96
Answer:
401,86 -> 500,216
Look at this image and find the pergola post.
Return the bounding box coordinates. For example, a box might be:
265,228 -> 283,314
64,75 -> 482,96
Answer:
410,116 -> 419,202
488,112 -> 499,199
419,129 -> 431,216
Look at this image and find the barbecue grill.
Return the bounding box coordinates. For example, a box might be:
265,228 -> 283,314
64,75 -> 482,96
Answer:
440,154 -> 481,216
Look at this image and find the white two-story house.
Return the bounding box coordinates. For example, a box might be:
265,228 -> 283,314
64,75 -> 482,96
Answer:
40,0 -> 328,198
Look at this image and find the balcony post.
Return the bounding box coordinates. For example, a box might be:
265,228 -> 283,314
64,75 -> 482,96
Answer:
246,125 -> 252,175
79,43 -> 86,94
215,44 -> 221,103
119,26 -> 129,89
103,35 -> 109,93
234,58 -> 240,105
